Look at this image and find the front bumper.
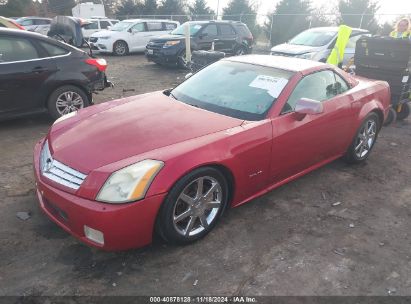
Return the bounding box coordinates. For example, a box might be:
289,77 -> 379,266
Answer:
33,139 -> 167,251
89,40 -> 113,53
145,46 -> 180,65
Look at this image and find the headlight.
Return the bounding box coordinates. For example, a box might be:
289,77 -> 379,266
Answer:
296,52 -> 317,60
53,111 -> 77,125
99,36 -> 111,40
96,160 -> 164,203
163,40 -> 181,48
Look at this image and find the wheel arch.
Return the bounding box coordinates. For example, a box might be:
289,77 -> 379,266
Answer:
113,39 -> 129,53
357,100 -> 385,131
44,83 -> 91,108
370,108 -> 384,130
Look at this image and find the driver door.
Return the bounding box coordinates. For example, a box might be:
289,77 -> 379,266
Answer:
197,24 -> 218,50
270,70 -> 354,184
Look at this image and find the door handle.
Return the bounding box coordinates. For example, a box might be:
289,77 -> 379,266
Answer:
32,67 -> 48,74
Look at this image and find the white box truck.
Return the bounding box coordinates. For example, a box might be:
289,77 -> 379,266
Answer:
72,2 -> 106,19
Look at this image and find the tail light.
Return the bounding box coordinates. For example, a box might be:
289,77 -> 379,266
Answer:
85,58 -> 108,72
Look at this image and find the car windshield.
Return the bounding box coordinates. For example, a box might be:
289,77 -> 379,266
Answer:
171,61 -> 294,120
289,30 -> 337,47
110,21 -> 133,31
171,23 -> 203,36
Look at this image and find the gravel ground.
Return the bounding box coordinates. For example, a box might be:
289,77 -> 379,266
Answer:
1,54 -> 411,296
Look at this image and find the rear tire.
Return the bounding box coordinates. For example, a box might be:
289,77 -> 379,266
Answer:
235,45 -> 247,56
47,85 -> 90,120
113,40 -> 129,56
156,167 -> 229,245
344,112 -> 380,164
397,102 -> 410,121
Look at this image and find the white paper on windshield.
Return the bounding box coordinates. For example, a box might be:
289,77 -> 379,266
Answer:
194,25 -> 202,29
249,75 -> 288,98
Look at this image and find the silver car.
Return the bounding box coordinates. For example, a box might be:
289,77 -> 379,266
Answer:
270,27 -> 370,65
16,17 -> 51,36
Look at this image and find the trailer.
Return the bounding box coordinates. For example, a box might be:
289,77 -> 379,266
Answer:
72,2 -> 106,19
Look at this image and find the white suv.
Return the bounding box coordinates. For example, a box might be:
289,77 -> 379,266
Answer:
89,19 -> 179,56
82,18 -> 119,40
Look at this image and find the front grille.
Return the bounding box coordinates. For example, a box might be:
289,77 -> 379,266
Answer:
89,37 -> 98,43
40,141 -> 87,190
147,41 -> 165,51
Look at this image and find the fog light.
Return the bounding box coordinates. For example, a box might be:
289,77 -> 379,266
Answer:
84,225 -> 104,245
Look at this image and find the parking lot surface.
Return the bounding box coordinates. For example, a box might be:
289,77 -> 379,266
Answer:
1,54 -> 411,296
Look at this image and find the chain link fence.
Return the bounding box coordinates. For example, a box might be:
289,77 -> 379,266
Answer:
114,13 -> 408,53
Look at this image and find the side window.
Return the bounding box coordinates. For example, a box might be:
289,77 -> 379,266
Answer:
131,22 -> 145,32
164,22 -> 177,31
84,21 -> 98,30
281,70 -> 337,114
20,19 -> 34,26
100,21 -> 111,29
331,72 -> 350,95
35,19 -> 49,25
219,24 -> 235,36
38,41 -> 69,57
202,24 -> 218,37
0,36 -> 39,63
146,22 -> 162,31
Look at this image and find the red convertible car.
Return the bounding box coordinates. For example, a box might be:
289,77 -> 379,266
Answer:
34,55 -> 390,251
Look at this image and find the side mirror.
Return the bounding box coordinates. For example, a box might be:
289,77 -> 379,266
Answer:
185,73 -> 193,79
199,33 -> 208,39
295,98 -> 323,115
163,88 -> 173,96
107,26 -> 111,30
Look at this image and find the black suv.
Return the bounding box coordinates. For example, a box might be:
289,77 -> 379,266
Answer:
0,28 -> 110,120
145,20 -> 253,68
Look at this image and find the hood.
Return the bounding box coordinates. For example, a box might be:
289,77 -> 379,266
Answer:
48,92 -> 243,173
270,43 -> 322,55
90,30 -> 114,37
150,34 -> 185,42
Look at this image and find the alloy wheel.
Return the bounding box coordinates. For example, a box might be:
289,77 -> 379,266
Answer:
354,118 -> 377,159
56,91 -> 84,116
173,176 -> 222,237
115,42 -> 126,55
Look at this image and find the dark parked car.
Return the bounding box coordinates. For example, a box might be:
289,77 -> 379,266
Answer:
0,28 -> 110,120
145,20 -> 253,68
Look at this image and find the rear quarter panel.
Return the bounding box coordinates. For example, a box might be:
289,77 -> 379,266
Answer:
349,76 -> 390,127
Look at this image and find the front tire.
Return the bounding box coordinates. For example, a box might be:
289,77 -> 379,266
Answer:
344,112 -> 380,164
113,40 -> 129,56
156,167 -> 229,245
47,85 -> 90,120
177,49 -> 189,69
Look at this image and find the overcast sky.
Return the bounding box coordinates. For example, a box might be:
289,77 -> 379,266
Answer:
206,0 -> 411,24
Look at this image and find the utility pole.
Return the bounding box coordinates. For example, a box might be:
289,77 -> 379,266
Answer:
216,0 -> 220,20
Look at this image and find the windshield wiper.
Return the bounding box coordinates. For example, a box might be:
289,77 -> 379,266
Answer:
169,92 -> 178,100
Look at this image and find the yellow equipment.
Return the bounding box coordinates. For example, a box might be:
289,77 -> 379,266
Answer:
327,25 -> 352,66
